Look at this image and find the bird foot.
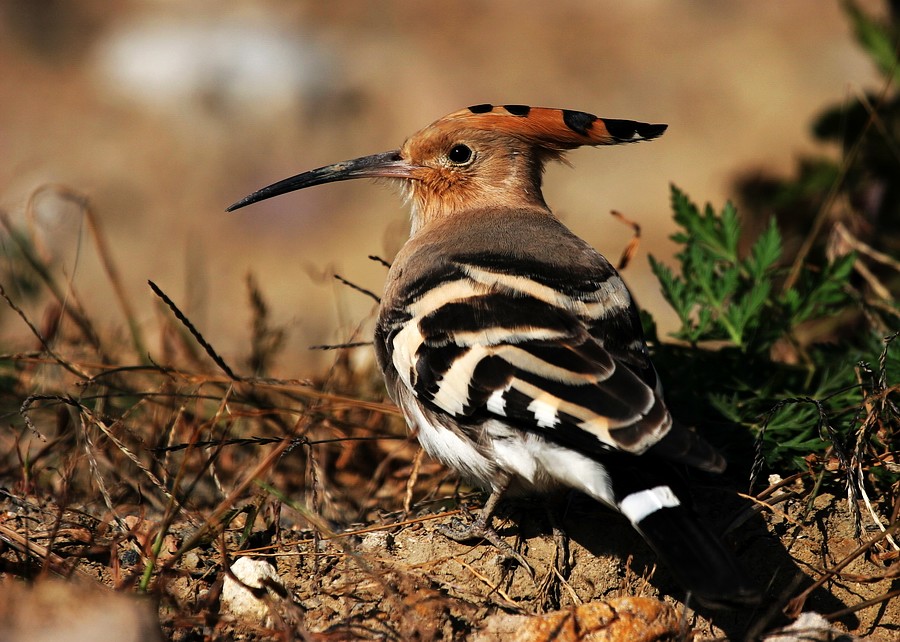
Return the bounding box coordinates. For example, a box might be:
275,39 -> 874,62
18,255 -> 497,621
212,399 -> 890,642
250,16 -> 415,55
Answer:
438,515 -> 533,577
551,522 -> 570,579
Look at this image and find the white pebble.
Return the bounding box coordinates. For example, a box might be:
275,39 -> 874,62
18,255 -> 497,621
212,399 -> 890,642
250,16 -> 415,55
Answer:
220,557 -> 282,624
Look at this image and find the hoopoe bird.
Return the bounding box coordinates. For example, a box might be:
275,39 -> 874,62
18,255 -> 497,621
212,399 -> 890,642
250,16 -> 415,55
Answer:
229,104 -> 758,607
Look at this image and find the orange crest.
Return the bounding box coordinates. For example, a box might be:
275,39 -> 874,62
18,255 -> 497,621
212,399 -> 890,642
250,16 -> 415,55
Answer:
433,104 -> 667,150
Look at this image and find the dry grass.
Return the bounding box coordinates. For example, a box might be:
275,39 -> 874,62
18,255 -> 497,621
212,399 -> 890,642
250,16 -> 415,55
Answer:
0,185 -> 898,641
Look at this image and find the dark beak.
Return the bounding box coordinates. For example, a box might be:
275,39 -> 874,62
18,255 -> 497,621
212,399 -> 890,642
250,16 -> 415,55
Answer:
227,150 -> 415,212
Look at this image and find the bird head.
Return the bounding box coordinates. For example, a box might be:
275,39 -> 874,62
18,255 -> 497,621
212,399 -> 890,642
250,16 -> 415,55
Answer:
227,104 -> 666,234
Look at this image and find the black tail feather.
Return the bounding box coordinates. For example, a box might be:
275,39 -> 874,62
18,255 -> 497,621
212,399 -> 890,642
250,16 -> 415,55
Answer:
633,504 -> 760,608
607,458 -> 759,608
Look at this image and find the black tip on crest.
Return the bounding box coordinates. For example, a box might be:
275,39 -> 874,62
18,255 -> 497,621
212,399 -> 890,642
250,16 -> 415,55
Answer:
602,118 -> 668,141
636,122 -> 668,139
468,103 -> 494,114
503,104 -> 531,117
562,110 -> 599,136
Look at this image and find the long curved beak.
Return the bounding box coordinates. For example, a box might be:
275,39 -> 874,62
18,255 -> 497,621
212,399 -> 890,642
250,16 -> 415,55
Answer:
227,150 -> 415,212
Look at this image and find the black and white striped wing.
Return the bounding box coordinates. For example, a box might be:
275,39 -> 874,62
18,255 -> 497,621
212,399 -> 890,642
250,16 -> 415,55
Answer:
384,256 -> 674,458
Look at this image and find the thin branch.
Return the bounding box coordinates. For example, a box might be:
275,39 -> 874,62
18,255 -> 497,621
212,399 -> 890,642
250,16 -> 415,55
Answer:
78,187 -> 148,361
148,280 -> 240,381
609,209 -> 641,271
309,341 -> 372,351
333,274 -> 380,303
784,74 -> 896,291
784,520 -> 900,618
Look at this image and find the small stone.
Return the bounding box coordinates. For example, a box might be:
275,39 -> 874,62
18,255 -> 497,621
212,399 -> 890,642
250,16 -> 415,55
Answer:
221,557 -> 283,625
120,548 -> 141,567
359,530 -> 394,554
182,551 -> 201,570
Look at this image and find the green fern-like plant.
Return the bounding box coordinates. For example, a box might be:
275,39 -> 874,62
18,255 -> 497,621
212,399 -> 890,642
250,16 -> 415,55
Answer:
646,186 -> 897,483
649,185 -> 855,352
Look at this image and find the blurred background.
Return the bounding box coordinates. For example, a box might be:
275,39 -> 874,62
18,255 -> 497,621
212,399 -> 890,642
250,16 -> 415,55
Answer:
0,0 -> 885,375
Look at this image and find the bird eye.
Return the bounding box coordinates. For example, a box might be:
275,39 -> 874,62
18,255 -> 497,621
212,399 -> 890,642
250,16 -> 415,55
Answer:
447,144 -> 474,165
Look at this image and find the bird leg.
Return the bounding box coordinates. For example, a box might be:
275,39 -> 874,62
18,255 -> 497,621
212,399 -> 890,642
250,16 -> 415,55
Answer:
536,501 -> 571,610
437,472 -> 532,573
547,503 -> 571,579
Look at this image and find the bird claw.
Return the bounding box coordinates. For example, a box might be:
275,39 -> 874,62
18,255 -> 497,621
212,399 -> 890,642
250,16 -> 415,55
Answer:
436,516 -> 471,540
437,515 -> 534,578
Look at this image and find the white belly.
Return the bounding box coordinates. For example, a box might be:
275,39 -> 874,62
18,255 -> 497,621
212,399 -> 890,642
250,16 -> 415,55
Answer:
399,389 -> 615,507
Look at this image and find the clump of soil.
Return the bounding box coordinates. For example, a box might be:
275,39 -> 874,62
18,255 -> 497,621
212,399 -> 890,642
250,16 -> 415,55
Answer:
1,412 -> 896,641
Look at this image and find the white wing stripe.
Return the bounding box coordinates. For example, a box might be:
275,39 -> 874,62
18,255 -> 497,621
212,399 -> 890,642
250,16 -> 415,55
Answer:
391,323 -> 425,389
450,326 -> 569,347
527,397 -> 561,428
430,346 -> 487,415
460,265 -> 631,319
407,278 -> 484,318
494,344 -> 606,384
486,389 -> 508,416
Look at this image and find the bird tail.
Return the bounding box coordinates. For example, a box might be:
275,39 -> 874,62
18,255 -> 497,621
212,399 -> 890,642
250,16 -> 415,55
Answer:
615,482 -> 760,608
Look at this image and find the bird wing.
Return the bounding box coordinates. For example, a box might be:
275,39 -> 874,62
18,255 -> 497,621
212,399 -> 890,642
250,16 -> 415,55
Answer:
385,254 -> 673,458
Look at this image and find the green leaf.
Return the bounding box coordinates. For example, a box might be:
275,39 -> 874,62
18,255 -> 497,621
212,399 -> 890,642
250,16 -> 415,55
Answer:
719,201 -> 741,261
745,217 -> 782,279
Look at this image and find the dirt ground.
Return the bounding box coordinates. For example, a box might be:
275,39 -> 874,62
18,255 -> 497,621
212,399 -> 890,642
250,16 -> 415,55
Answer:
0,358 -> 896,640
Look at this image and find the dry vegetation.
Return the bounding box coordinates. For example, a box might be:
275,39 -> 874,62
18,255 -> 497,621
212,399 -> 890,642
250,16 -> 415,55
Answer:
1,2 -> 899,641
0,184 -> 897,641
